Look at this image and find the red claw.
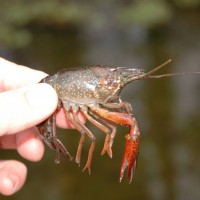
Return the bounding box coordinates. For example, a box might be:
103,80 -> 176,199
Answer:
88,107 -> 140,183
119,123 -> 140,183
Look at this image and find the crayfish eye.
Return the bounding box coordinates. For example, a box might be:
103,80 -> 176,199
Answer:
121,71 -> 130,77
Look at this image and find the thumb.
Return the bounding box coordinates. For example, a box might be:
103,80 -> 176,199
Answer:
0,83 -> 58,136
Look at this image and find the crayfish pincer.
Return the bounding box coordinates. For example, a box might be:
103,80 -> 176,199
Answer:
37,59 -> 199,183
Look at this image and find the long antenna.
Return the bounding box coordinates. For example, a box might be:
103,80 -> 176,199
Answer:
140,59 -> 200,79
143,59 -> 172,78
148,71 -> 200,79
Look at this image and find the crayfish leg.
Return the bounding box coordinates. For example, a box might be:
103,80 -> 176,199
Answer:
65,108 -> 96,175
97,118 -> 117,158
63,109 -> 86,166
82,141 -> 95,175
54,138 -> 73,163
83,111 -> 113,158
37,113 -> 73,162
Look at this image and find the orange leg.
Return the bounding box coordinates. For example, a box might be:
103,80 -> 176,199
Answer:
83,111 -> 113,158
100,120 -> 116,158
103,101 -> 132,114
90,107 -> 140,183
87,109 -> 117,158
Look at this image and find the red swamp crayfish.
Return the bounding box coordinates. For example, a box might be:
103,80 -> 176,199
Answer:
37,59 -> 199,183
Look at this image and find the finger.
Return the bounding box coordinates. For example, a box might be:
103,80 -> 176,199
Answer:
16,128 -> 44,162
0,57 -> 47,92
0,111 -> 86,150
0,135 -> 16,149
0,160 -> 27,196
0,128 -> 44,162
56,108 -> 86,128
0,83 -> 58,136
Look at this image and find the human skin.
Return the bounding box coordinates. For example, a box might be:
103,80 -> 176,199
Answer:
0,57 -> 85,195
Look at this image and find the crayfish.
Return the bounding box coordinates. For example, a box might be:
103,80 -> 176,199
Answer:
37,59 -> 199,183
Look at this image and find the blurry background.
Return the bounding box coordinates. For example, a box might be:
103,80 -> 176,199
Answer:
1,0 -> 200,199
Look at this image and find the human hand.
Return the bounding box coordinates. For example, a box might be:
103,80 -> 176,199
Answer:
0,57 -> 85,195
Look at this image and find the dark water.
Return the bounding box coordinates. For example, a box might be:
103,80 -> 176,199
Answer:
1,10 -> 200,200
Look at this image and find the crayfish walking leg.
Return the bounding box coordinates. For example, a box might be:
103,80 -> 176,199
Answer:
37,113 -> 73,163
83,111 -> 115,158
90,107 -> 140,183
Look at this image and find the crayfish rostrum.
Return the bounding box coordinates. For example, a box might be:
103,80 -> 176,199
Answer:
37,59 -> 198,183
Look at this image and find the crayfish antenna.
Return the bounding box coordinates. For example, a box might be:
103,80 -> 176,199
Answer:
141,59 -> 200,79
148,71 -> 200,79
144,59 -> 172,78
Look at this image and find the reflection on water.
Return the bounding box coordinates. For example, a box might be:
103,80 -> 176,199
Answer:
1,11 -> 200,200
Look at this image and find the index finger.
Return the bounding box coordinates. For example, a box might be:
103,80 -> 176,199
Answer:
0,57 -> 47,92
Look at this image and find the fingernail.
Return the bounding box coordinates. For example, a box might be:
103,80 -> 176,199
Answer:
1,174 -> 18,195
25,84 -> 57,111
7,174 -> 19,192
2,177 -> 13,192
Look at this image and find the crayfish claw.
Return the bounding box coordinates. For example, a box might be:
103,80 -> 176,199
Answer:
82,142 -> 95,175
105,127 -> 117,159
101,134 -> 113,158
119,156 -> 138,183
119,160 -> 128,182
119,124 -> 140,183
53,138 -> 73,161
101,146 -> 112,158
82,164 -> 91,175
